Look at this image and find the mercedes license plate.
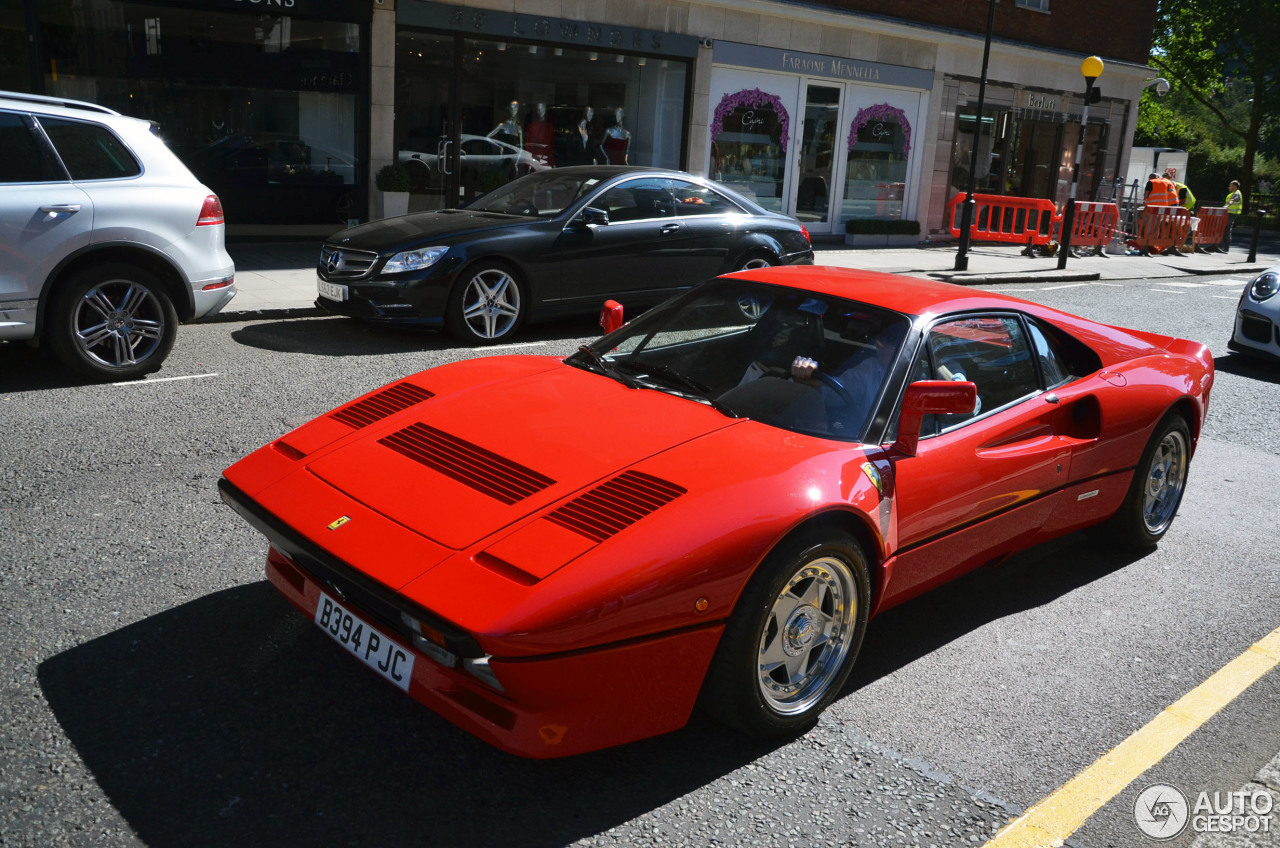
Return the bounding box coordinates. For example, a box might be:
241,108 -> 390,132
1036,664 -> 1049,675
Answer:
314,591 -> 413,691
317,280 -> 348,302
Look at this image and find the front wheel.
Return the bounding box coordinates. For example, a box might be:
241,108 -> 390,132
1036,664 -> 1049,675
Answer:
700,528 -> 870,737
1107,413 -> 1191,549
48,263 -> 178,381
445,262 -> 526,344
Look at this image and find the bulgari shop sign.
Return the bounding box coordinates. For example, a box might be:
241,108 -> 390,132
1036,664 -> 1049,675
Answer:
400,0 -> 700,58
157,0 -> 372,21
714,42 -> 935,91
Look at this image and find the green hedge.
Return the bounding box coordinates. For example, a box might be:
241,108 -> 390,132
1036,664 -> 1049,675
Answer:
375,164 -> 411,193
845,218 -> 921,235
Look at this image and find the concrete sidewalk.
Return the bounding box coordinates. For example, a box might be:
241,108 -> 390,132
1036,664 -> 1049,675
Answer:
219,236 -> 1280,319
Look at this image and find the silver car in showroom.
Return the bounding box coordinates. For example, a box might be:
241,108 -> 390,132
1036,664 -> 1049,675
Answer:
0,91 -> 236,380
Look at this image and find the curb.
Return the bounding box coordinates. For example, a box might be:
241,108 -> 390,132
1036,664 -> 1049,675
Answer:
930,271 -> 1101,286
202,306 -> 325,323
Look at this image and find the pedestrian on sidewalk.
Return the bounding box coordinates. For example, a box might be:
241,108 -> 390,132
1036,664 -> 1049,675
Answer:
1220,179 -> 1243,253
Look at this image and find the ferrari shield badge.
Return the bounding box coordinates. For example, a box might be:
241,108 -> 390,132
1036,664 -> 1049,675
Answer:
861,462 -> 883,497
327,515 -> 351,531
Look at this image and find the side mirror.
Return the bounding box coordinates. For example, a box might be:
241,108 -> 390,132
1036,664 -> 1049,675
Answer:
892,380 -> 977,457
579,206 -> 609,227
599,300 -> 624,334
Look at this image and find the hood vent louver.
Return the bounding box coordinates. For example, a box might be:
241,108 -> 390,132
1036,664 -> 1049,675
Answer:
378,423 -> 555,505
546,471 -> 686,543
331,382 -> 434,429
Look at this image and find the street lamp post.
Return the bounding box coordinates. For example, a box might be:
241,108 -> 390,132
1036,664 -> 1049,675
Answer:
1058,55 -> 1104,270
953,0 -> 998,272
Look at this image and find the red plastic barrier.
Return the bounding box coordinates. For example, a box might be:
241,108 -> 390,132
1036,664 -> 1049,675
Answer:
1062,201 -> 1120,248
947,192 -> 1058,246
1133,206 -> 1192,253
1194,206 -> 1228,248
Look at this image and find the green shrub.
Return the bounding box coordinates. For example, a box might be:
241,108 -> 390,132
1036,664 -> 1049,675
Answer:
375,164 -> 411,193
844,219 -> 921,235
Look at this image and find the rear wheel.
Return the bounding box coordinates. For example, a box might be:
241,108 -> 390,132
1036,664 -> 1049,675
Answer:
1107,413 -> 1191,549
701,528 -> 870,737
736,251 -> 776,272
445,261 -> 526,344
48,263 -> 178,381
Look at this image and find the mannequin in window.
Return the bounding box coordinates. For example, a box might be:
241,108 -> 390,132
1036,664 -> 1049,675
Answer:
490,100 -> 522,149
524,101 -> 554,167
577,106 -> 595,164
599,107 -> 631,165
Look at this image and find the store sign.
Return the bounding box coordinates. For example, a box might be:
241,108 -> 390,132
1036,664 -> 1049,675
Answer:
399,0 -> 700,58
157,0 -> 371,22
714,42 -> 934,91
1016,90 -> 1060,112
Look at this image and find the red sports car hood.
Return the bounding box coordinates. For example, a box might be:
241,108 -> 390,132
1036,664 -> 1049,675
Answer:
303,359 -> 741,550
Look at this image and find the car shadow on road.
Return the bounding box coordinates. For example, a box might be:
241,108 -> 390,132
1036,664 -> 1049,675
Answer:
847,528 -> 1142,691
230,315 -> 597,357
39,582 -> 779,848
0,343 -> 97,393
1213,352 -> 1280,384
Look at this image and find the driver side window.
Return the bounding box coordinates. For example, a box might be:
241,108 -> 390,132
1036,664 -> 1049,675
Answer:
921,315 -> 1038,432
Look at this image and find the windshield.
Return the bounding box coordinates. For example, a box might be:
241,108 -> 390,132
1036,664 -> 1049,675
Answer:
466,170 -> 601,218
569,280 -> 911,440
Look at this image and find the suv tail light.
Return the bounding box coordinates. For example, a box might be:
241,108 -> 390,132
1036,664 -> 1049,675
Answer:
196,195 -> 225,227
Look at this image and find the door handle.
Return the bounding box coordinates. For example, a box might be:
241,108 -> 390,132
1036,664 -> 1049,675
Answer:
660,223 -> 680,234
40,204 -> 81,215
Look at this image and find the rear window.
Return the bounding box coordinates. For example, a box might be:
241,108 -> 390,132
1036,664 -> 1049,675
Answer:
39,117 -> 141,180
0,112 -> 61,184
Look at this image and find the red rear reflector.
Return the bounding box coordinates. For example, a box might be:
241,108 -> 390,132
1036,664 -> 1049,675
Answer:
800,224 -> 811,244
202,276 -> 234,291
196,194 -> 225,226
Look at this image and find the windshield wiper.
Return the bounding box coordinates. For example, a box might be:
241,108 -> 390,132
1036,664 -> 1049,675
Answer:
575,345 -> 641,388
614,361 -> 739,418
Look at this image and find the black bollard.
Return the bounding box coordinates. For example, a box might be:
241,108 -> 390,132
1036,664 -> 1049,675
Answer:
1247,209 -> 1267,264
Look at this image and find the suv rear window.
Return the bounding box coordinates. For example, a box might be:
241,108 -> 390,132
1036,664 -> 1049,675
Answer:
0,112 -> 60,184
40,117 -> 141,180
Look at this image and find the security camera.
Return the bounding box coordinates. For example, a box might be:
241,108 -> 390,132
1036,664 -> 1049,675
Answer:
1155,78 -> 1170,96
699,37 -> 714,48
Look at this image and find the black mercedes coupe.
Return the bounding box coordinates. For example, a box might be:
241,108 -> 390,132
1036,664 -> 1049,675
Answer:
315,166 -> 814,343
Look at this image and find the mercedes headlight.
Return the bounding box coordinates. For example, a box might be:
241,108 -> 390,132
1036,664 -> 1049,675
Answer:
1249,271 -> 1279,302
383,246 -> 448,274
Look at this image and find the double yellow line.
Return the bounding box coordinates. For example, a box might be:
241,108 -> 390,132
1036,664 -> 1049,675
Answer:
984,625 -> 1280,847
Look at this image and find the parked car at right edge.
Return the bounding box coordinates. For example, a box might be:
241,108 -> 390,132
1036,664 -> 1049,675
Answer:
0,91 -> 236,380
1228,267 -> 1280,361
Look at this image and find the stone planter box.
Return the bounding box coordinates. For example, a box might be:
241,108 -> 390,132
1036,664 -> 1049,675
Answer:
844,233 -> 920,248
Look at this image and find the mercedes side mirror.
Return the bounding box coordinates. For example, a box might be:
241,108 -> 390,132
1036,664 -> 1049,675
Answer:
579,207 -> 609,227
892,380 -> 977,457
599,300 -> 624,334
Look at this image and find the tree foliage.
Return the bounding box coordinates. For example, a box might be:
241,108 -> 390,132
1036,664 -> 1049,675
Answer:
1151,0 -> 1280,204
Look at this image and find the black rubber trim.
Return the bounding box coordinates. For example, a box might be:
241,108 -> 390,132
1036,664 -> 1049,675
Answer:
217,476 -> 482,658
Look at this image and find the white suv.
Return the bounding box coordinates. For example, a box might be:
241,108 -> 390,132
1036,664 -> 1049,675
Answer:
0,91 -> 236,380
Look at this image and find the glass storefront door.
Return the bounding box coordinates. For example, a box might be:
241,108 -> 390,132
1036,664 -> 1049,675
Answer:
790,84 -> 841,229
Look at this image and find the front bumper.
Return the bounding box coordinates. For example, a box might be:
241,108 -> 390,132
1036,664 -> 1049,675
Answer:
316,261 -> 456,326
218,476 -> 722,758
1230,308 -> 1280,361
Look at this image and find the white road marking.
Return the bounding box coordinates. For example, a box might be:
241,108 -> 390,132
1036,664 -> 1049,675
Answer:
478,341 -> 548,350
1038,283 -> 1092,290
1155,281 -> 1208,288
113,373 -> 219,386
1091,282 -> 1124,287
1150,288 -> 1188,294
1207,278 -> 1247,286
1213,295 -> 1240,300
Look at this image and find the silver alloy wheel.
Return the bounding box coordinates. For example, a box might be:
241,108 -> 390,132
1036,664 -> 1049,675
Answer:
1142,427 -> 1188,534
461,268 -> 522,340
73,279 -> 167,369
757,556 -> 857,715
740,256 -> 772,271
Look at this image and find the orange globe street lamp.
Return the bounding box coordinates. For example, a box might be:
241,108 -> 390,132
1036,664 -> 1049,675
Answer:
1059,55 -> 1104,268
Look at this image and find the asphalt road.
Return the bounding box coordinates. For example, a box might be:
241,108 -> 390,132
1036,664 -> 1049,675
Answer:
0,273 -> 1277,848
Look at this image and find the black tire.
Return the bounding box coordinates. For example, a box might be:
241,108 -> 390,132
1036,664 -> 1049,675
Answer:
48,263 -> 178,381
735,251 -> 776,273
700,527 -> 870,738
445,261 -> 527,344
1106,413 -> 1192,550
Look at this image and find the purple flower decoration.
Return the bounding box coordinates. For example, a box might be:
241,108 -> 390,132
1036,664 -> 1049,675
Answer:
848,103 -> 911,160
711,88 -> 791,153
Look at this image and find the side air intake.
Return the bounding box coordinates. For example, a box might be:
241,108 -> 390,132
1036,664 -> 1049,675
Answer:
330,382 -> 434,429
546,471 -> 686,543
378,423 -> 555,505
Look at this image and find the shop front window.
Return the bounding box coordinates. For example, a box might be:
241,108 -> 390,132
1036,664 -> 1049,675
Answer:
397,32 -> 689,211
843,103 -> 912,220
951,107 -> 1010,198
37,1 -> 362,227
708,88 -> 789,213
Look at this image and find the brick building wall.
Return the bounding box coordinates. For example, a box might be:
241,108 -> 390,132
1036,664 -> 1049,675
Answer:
800,0 -> 1158,65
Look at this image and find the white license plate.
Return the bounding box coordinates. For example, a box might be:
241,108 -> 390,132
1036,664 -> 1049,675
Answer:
314,591 -> 414,692
318,280 -> 348,302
